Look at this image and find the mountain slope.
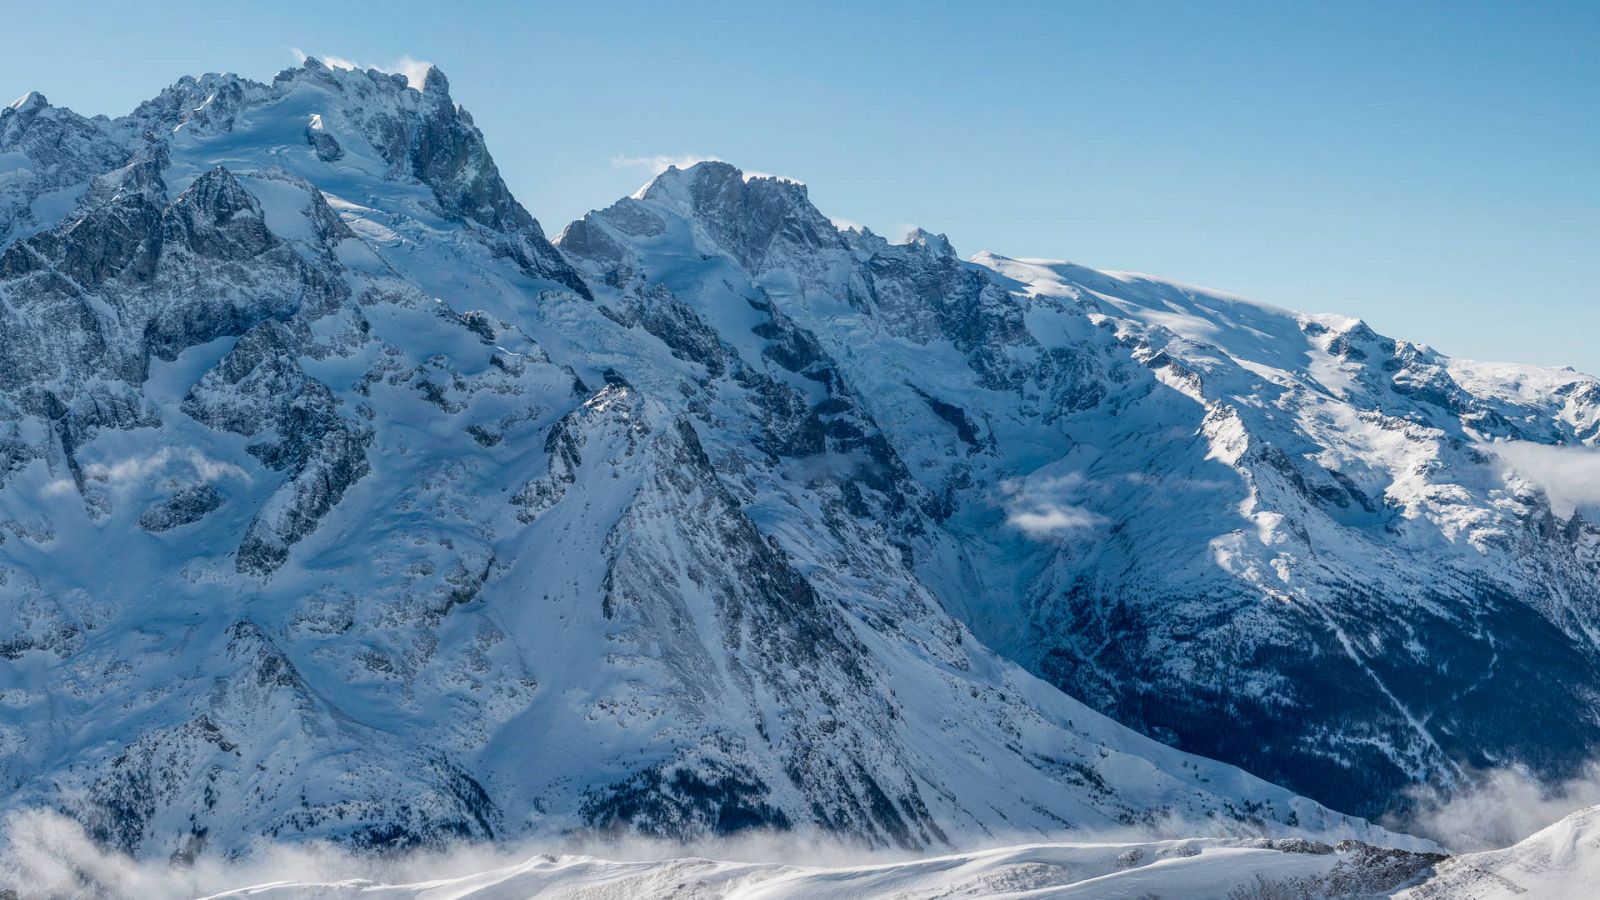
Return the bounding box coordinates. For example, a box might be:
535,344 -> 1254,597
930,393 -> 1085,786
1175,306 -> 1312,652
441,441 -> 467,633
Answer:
558,161 -> 1600,821
1397,804 -> 1600,899
0,62 -> 1404,861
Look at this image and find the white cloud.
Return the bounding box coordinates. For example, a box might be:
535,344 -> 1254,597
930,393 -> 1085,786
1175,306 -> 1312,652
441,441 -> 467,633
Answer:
739,170 -> 804,185
318,53 -> 363,72
83,448 -> 177,484
1388,763 -> 1600,852
999,472 -> 1108,539
287,48 -> 436,91
610,154 -> 721,175
608,157 -> 804,187
1008,504 -> 1106,537
79,447 -> 249,491
391,56 -> 435,90
830,217 -> 866,233
0,805 -> 1359,898
1482,439 -> 1600,517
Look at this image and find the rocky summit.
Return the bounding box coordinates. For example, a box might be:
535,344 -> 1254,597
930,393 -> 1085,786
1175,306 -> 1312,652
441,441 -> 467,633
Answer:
1,59 -> 1597,863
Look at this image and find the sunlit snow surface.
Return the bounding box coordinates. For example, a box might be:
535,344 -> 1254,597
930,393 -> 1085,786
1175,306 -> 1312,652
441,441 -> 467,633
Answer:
192,806 -> 1600,899
197,840 -> 1416,900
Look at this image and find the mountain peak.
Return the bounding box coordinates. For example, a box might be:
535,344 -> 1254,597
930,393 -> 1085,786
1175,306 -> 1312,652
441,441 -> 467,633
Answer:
901,227 -> 955,257
6,90 -> 47,114
641,160 -> 809,201
638,159 -> 734,199
420,64 -> 449,94
632,159 -> 841,271
277,56 -> 449,98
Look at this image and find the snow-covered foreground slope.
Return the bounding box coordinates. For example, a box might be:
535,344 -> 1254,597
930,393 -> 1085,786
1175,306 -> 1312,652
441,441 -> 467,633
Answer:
29,836 -> 1441,900
193,840 -> 1448,900
185,807 -> 1600,899
191,817 -> 1600,900
18,809 -> 1600,899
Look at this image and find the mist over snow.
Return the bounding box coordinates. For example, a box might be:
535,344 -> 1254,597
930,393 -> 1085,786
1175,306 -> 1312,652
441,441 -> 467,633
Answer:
0,809 -> 1449,900
1482,439 -> 1600,518
998,472 -> 1108,539
1388,763 -> 1600,853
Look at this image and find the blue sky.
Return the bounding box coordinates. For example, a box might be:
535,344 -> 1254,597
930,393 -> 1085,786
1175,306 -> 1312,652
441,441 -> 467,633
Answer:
4,1 -> 1597,371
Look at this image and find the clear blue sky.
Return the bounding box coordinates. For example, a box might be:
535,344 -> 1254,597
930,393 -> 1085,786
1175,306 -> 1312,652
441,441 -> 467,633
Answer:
5,1 -> 1597,372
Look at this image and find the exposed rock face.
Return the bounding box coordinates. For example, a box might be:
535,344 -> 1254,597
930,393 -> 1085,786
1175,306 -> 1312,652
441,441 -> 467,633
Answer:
0,63 -> 1405,863
136,484 -> 223,532
304,116 -> 344,162
235,410 -> 371,576
0,157 -> 322,392
0,91 -> 130,242
638,161 -> 847,273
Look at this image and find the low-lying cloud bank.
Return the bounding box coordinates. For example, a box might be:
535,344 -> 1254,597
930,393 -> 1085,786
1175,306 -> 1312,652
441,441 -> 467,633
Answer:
1482,439 -> 1600,517
5,809 -> 576,899
0,806 -> 1442,900
1387,762 -> 1600,852
9,766 -> 1600,898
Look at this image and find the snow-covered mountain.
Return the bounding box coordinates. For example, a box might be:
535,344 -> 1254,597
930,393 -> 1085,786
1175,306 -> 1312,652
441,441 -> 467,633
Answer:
0,57 -> 1596,868
558,160 -> 1600,821
0,61 -> 1406,862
